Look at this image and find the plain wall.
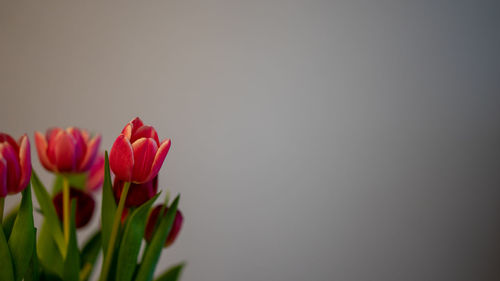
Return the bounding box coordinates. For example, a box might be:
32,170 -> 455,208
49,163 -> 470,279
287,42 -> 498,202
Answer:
1,1 -> 500,280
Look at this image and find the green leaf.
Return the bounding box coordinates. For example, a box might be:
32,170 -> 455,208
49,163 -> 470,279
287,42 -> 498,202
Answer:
101,151 -> 117,257
154,263 -> 185,281
37,222 -> 64,278
63,200 -> 80,281
51,175 -> 64,195
31,171 -> 66,256
79,231 -> 102,281
8,184 -> 35,281
2,207 -> 18,240
116,194 -> 160,281
0,224 -> 15,281
135,195 -> 180,281
24,228 -> 40,281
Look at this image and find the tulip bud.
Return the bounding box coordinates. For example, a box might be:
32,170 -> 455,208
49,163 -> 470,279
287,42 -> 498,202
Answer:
0,133 -> 31,197
86,154 -> 104,192
34,127 -> 101,173
145,205 -> 183,247
113,176 -> 158,208
109,117 -> 171,183
53,188 -> 95,228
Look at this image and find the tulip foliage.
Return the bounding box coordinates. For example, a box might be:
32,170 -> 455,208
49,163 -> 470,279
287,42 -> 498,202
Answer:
0,118 -> 184,281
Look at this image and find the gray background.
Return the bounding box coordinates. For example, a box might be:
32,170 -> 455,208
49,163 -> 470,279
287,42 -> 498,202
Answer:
1,1 -> 500,280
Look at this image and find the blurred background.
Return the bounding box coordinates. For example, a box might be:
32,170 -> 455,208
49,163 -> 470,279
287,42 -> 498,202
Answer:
1,1 -> 500,280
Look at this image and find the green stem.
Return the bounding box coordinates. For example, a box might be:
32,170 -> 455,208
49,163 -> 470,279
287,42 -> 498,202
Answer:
99,181 -> 131,281
63,177 -> 70,244
0,197 -> 4,224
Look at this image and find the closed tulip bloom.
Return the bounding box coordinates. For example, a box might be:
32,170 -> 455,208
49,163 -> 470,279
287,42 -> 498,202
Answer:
109,117 -> 171,183
35,127 -> 101,173
86,154 -> 104,192
113,176 -> 158,208
0,133 -> 31,197
53,188 -> 95,228
145,205 -> 183,247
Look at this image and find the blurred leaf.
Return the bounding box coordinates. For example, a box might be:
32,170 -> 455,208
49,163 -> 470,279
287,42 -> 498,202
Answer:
116,194 -> 159,281
135,195 -> 180,281
0,223 -> 15,281
52,175 -> 64,195
31,171 -> 66,256
101,152 -> 117,257
2,207 -> 18,240
66,173 -> 87,191
8,184 -> 35,281
24,228 -> 39,281
63,200 -> 80,281
79,231 -> 102,281
37,222 -> 64,278
154,263 -> 185,281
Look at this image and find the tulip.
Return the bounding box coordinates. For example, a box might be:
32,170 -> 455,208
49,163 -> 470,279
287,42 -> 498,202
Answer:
109,117 -> 171,183
145,205 -> 183,247
53,188 -> 95,228
34,127 -> 101,173
0,133 -> 31,197
113,176 -> 158,208
86,154 -> 104,192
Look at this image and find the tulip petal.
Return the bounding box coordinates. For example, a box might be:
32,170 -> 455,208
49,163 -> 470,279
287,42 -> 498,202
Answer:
86,154 -> 104,192
34,131 -> 56,171
0,133 -> 19,152
46,127 -> 63,142
78,134 -> 101,172
16,134 -> 31,193
0,143 -> 21,191
122,117 -> 144,139
67,127 -> 86,166
145,139 -> 171,182
130,125 -> 160,145
48,130 -> 76,172
131,138 -> 158,183
110,134 -> 134,181
0,157 -> 7,197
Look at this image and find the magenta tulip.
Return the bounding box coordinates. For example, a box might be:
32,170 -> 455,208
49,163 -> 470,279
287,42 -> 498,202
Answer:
53,188 -> 95,228
109,117 -> 171,183
113,176 -> 158,208
86,154 -> 104,192
35,127 -> 101,173
0,133 -> 31,197
145,205 -> 183,247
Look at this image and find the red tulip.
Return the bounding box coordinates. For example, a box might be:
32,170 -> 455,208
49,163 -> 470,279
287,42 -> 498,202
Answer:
86,154 -> 104,192
109,117 -> 171,183
35,127 -> 101,173
0,133 -> 31,197
145,205 -> 183,247
53,187 -> 95,228
113,176 -> 158,208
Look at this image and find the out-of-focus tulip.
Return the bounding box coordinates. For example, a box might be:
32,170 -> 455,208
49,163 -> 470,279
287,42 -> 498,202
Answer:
34,127 -> 101,173
113,176 -> 158,208
109,117 -> 171,183
86,154 -> 104,192
0,133 -> 31,197
53,188 -> 95,228
145,205 -> 183,247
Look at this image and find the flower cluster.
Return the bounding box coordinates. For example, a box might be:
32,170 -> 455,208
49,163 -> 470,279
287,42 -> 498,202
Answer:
0,117 -> 184,281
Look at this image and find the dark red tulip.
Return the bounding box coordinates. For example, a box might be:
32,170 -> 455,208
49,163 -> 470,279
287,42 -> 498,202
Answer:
53,188 -> 95,228
35,127 -> 101,173
109,117 -> 171,183
145,205 -> 183,247
86,154 -> 104,192
113,176 -> 158,208
0,133 -> 31,197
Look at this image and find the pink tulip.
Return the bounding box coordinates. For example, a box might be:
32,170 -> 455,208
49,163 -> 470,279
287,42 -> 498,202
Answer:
0,133 -> 31,197
53,188 -> 95,228
86,154 -> 104,192
109,117 -> 171,183
35,127 -> 101,173
145,205 -> 183,247
113,176 -> 158,208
